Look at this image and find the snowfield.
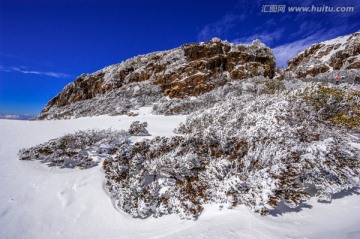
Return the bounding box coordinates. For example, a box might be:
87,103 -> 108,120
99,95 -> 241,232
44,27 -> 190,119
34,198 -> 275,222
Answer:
1,109 -> 360,239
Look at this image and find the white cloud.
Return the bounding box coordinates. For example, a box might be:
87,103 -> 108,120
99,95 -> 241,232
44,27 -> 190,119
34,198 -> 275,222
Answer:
231,28 -> 286,46
197,13 -> 245,41
0,65 -> 10,72
0,65 -> 70,78
272,38 -> 314,68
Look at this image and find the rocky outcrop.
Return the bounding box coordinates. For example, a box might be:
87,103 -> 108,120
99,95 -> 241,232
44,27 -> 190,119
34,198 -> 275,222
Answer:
286,31 -> 360,80
37,38 -> 275,120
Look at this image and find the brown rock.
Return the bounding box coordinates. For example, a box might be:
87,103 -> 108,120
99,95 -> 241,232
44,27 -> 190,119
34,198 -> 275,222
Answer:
38,38 -> 275,119
286,30 -> 360,79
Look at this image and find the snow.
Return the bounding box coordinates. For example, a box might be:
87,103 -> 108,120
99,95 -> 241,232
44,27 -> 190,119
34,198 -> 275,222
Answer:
322,34 -> 349,47
320,41 -> 347,63
351,142 -> 360,150
1,109 -> 360,238
314,34 -> 352,64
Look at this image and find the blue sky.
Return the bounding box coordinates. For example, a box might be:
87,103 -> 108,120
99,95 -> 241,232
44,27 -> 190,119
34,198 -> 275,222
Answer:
0,0 -> 359,115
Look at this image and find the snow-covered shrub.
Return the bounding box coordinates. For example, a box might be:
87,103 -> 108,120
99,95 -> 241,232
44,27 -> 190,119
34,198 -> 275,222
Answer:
104,80 -> 360,218
19,129 -> 130,169
128,121 -> 151,136
258,79 -> 286,94
103,135 -> 216,219
298,83 -> 360,130
21,79 -> 360,219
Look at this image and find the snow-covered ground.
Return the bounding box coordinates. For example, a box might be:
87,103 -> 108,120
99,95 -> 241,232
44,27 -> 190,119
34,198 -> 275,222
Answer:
1,108 -> 360,239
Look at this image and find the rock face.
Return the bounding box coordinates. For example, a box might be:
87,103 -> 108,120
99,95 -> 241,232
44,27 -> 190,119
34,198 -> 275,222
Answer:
128,121 -> 150,136
286,31 -> 360,80
37,38 -> 275,120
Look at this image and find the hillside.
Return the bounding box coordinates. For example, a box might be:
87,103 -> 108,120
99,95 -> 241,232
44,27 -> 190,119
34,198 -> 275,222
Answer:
20,31 -> 360,220
286,30 -> 360,80
3,31 -> 360,238
36,38 -> 275,120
